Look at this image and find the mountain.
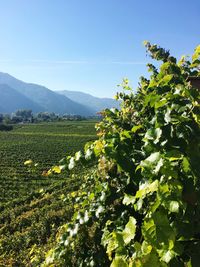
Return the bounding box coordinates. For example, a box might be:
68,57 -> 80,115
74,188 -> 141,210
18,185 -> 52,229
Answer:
0,72 -> 120,115
57,90 -> 120,113
0,72 -> 93,115
0,84 -> 44,113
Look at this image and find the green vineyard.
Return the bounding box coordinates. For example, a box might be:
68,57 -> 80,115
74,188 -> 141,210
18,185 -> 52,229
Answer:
1,42 -> 200,267
0,121 -> 96,266
0,121 -> 96,203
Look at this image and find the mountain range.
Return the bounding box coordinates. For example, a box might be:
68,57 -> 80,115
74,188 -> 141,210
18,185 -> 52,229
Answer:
58,90 -> 120,113
0,72 -> 120,116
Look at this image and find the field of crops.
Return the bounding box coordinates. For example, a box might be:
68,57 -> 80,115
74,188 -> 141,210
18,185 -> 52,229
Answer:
0,121 -> 96,266
0,121 -> 96,204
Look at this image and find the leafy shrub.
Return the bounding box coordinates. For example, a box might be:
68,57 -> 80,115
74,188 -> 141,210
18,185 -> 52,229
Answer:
43,43 -> 200,266
0,124 -> 13,131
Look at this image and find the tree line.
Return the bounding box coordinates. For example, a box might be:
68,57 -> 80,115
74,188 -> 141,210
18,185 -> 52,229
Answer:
0,109 -> 100,129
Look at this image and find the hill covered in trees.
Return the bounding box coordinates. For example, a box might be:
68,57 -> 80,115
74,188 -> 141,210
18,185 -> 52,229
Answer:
58,90 -> 120,113
0,84 -> 43,113
0,72 -> 119,116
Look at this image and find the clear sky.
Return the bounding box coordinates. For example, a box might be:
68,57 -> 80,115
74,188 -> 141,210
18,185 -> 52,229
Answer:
0,0 -> 199,97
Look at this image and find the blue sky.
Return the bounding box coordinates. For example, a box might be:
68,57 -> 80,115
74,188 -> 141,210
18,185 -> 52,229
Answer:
0,0 -> 199,97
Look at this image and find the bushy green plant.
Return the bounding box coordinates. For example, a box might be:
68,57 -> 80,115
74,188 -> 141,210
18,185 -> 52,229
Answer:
43,43 -> 200,267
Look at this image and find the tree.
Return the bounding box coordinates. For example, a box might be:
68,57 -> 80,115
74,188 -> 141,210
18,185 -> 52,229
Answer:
3,114 -> 11,124
43,43 -> 200,266
0,114 -> 3,124
35,112 -> 59,122
15,109 -> 33,122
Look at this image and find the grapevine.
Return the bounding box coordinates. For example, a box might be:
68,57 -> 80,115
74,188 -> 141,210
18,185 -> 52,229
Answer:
43,43 -> 200,266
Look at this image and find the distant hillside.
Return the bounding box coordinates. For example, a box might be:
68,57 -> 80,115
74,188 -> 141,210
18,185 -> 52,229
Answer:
0,72 -> 93,115
0,72 -> 120,115
58,90 -> 120,113
0,84 -> 44,113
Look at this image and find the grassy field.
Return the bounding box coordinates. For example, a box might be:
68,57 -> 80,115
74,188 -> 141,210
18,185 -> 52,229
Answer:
0,121 -> 97,266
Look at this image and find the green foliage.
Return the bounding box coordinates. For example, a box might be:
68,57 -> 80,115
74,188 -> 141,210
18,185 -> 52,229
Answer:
15,109 -> 33,121
0,124 -> 13,131
0,121 -> 96,266
0,121 -> 96,203
42,43 -> 200,266
0,179 -> 83,266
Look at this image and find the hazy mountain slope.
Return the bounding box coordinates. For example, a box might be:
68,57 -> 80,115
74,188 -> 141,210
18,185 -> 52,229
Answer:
0,84 -> 44,113
58,90 -> 120,113
0,72 -> 93,115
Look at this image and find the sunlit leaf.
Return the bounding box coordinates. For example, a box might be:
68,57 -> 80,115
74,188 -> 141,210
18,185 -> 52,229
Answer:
111,257 -> 128,267
24,159 -> 33,165
52,166 -> 61,174
123,216 -> 136,244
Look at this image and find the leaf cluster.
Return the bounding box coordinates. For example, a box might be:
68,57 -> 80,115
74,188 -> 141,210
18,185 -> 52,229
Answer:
43,43 -> 200,267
